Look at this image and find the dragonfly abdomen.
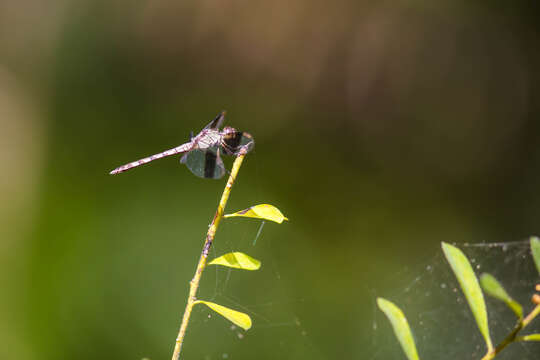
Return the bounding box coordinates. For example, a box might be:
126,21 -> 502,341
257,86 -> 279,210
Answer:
109,142 -> 192,174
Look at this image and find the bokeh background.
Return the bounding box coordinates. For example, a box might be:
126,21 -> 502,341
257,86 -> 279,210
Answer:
2,1 -> 540,359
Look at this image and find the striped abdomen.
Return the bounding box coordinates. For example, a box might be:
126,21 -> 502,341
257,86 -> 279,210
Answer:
109,142 -> 193,175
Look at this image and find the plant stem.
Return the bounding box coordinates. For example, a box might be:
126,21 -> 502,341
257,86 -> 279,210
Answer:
480,304 -> 540,360
171,153 -> 247,360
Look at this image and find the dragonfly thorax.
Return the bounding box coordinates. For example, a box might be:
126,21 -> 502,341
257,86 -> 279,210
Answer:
195,129 -> 222,149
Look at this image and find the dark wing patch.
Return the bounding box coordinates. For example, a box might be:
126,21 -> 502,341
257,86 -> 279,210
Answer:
180,147 -> 225,179
203,151 -> 216,178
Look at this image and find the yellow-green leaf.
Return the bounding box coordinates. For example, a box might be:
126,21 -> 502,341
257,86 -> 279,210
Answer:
519,334 -> 540,342
531,236 -> 540,275
195,300 -> 252,330
442,242 -> 493,352
480,273 -> 523,319
224,204 -> 288,224
208,252 -> 261,270
377,298 -> 420,360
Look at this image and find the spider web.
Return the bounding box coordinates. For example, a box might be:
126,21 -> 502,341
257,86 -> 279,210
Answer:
370,240 -> 540,360
178,218 -> 324,360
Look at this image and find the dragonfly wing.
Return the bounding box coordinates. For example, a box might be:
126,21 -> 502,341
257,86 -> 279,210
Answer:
222,131 -> 254,155
202,111 -> 226,130
180,147 -> 225,179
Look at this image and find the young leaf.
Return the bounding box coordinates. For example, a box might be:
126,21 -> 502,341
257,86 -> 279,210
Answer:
208,252 -> 261,270
224,204 -> 288,224
195,300 -> 252,330
519,334 -> 540,342
531,236 -> 540,275
480,273 -> 523,319
377,298 -> 420,360
441,242 -> 493,351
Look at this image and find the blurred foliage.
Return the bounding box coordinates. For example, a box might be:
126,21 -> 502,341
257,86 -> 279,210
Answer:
1,0 -> 540,359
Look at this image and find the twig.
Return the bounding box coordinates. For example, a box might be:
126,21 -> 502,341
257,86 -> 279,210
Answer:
480,303 -> 540,360
171,152 -> 247,360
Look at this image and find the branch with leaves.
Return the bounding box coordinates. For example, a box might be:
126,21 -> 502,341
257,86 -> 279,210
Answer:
108,111 -> 286,359
378,237 -> 540,360
171,153 -> 288,360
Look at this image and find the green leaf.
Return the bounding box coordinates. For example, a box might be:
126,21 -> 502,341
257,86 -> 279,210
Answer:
480,273 -> 523,319
377,298 -> 420,360
531,236 -> 540,275
519,334 -> 540,342
208,252 -> 261,270
195,300 -> 252,330
442,242 -> 493,351
224,204 -> 288,224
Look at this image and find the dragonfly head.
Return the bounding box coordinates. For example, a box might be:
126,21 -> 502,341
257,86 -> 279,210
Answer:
221,127 -> 255,155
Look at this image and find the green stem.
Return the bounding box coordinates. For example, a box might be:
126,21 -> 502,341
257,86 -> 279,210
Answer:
481,304 -> 540,360
171,153 -> 246,360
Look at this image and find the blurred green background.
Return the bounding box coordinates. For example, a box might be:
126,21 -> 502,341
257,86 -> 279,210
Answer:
2,1 -> 540,359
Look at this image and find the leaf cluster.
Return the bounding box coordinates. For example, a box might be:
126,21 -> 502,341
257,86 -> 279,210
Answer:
378,237 -> 540,360
196,204 -> 288,330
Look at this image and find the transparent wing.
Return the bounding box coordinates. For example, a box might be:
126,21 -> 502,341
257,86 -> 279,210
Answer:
202,111 -> 226,130
180,147 -> 226,179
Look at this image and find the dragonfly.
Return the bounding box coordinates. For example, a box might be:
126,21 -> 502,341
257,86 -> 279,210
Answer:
109,111 -> 254,179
